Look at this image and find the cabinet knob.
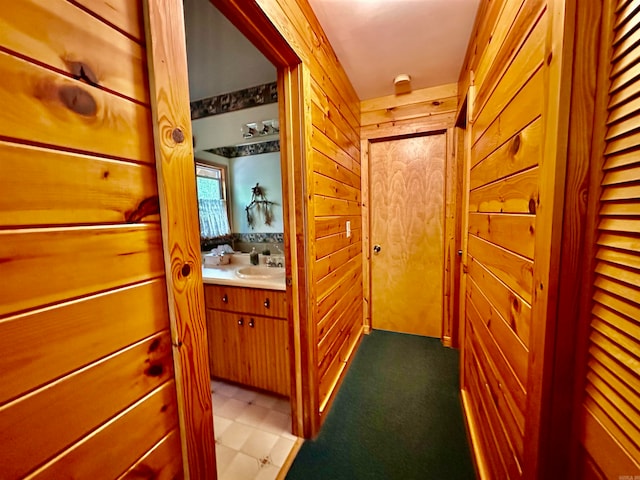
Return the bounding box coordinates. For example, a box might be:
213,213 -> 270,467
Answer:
248,318 -> 255,328
264,298 -> 270,309
237,318 -> 244,326
222,294 -> 228,304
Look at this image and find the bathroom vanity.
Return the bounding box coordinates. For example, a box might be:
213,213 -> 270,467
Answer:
202,258 -> 289,396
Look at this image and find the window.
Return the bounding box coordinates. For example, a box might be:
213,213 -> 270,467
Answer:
195,162 -> 231,241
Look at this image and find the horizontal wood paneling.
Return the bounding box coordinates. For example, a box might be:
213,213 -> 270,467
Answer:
315,215 -> 361,238
469,167 -> 539,214
0,280 -> 168,406
470,118 -> 542,191
472,69 -> 544,168
118,429 -> 184,480
0,225 -> 165,317
72,0 -> 145,42
0,332 -> 174,479
0,1 -> 184,476
29,382 -> 179,480
361,84 -> 458,140
0,141 -> 160,227
467,276 -> 529,387
0,50 -> 153,162
459,0 -> 554,476
0,0 -> 149,103
468,234 -> 534,304
468,255 -> 532,347
468,213 -> 535,259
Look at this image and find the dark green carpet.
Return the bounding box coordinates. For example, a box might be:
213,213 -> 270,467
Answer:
286,330 -> 476,480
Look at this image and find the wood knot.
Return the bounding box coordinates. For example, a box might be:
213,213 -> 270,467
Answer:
181,263 -> 191,277
58,85 -> 97,116
145,364 -> 164,377
432,101 -> 441,106
67,61 -> 99,86
528,198 -> 537,214
172,127 -> 185,143
511,134 -> 521,154
148,337 -> 161,353
125,196 -> 159,223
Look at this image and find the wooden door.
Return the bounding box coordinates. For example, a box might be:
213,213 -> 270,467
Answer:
370,132 -> 446,337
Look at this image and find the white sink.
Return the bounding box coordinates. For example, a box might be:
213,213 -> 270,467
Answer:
235,266 -> 285,279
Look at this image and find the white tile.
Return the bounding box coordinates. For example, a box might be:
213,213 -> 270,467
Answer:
236,403 -> 270,427
216,398 -> 249,420
272,397 -> 291,414
217,382 -> 241,398
234,387 -> 258,403
221,452 -> 261,480
240,429 -> 279,460
269,436 -> 296,467
252,392 -> 278,409
219,422 -> 255,450
215,443 -> 237,477
255,464 -> 280,480
214,416 -> 233,440
281,430 -> 298,441
259,410 -> 291,435
212,393 -> 229,410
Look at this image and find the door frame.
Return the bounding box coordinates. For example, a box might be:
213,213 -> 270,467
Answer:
209,0 -> 313,439
145,0 -> 311,476
362,126 -> 458,342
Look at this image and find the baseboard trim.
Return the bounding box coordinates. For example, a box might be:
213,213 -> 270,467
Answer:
276,437 -> 304,480
461,388 -> 491,480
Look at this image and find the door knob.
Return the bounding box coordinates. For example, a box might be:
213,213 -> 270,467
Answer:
373,244 -> 381,254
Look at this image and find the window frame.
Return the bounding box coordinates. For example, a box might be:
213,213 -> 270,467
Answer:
195,159 -> 233,239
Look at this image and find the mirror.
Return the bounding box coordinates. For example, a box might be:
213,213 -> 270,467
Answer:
184,0 -> 284,254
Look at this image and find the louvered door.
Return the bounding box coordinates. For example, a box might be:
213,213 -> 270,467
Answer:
577,0 -> 640,476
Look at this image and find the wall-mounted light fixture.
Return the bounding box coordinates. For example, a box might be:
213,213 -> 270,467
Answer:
241,119 -> 280,139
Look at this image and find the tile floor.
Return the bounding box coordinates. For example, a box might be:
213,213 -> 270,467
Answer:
211,379 -> 299,480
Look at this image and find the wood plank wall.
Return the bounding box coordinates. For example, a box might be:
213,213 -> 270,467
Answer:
252,0 -> 364,432
360,83 -> 459,342
0,1 -> 184,478
457,0 -> 569,477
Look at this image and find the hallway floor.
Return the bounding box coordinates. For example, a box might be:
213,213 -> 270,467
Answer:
286,330 -> 476,479
211,380 -> 300,480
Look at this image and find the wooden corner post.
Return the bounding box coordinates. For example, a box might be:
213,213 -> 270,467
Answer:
144,0 -> 217,477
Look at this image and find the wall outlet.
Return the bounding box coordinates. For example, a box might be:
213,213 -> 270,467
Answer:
346,220 -> 351,238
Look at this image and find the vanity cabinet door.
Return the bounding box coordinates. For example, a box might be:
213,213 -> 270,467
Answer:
206,310 -> 242,384
242,316 -> 290,396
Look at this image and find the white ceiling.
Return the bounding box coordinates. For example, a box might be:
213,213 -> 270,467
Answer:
307,0 -> 481,100
183,0 -> 276,101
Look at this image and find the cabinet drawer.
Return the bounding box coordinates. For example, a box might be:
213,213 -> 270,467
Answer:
204,284 -> 287,318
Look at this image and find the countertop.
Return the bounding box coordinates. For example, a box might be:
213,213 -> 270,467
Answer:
201,254 -> 286,291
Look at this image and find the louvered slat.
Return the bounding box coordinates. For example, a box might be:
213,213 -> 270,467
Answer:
581,0 -> 640,473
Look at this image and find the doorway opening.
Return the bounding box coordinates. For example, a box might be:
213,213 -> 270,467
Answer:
181,0 -> 308,447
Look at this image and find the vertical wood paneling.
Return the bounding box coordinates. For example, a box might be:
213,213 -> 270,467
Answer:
0,1 -> 185,478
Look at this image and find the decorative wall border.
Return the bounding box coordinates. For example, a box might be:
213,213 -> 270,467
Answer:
190,81 -> 277,120
204,140 -> 280,158
235,232 -> 284,243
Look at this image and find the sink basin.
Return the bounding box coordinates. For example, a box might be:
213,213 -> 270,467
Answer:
235,266 -> 285,279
